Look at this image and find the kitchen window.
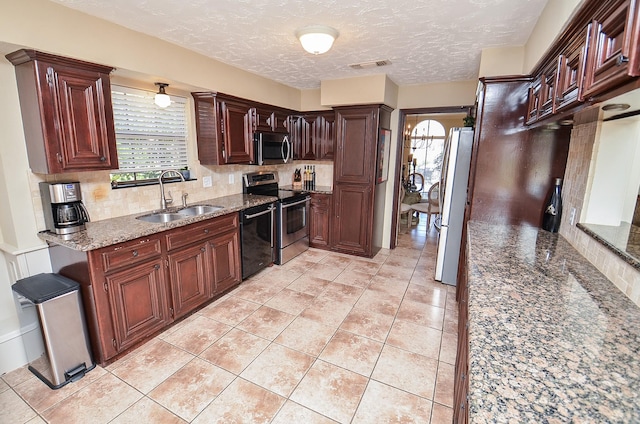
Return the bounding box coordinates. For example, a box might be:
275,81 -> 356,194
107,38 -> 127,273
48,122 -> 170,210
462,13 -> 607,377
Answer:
110,85 -> 188,188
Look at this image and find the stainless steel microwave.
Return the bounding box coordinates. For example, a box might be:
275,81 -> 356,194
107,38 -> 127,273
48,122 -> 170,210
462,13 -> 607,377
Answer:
254,132 -> 292,165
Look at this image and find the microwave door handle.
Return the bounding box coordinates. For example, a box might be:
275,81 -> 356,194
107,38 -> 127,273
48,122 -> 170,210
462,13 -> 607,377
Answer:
281,136 -> 288,163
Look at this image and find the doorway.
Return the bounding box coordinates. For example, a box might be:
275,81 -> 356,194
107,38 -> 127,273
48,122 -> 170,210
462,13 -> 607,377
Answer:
390,106 -> 473,249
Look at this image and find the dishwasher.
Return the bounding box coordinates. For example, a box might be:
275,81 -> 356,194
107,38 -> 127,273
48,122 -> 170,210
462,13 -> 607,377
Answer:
240,202 -> 275,279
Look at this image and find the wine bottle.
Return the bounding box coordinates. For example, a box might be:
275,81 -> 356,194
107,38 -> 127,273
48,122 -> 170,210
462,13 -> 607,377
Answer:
542,178 -> 563,233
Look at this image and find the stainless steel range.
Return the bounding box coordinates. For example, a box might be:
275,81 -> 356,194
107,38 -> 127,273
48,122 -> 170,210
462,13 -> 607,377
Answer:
243,172 -> 311,265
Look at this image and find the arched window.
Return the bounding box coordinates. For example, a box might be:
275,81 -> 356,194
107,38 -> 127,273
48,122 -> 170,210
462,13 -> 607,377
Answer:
406,119 -> 446,193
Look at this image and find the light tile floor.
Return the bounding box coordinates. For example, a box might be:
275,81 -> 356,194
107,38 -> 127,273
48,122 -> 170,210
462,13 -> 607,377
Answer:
1,220 -> 457,423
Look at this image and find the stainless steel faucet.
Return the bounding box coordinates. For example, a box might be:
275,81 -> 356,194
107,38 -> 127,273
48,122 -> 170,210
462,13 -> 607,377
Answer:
159,170 -> 185,210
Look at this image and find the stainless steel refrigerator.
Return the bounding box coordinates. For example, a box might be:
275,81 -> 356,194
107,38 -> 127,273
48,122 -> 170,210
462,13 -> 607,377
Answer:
435,127 -> 474,285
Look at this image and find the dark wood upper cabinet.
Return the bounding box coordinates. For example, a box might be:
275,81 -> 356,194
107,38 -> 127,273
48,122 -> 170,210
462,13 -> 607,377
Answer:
6,49 -> 117,174
556,29 -> 588,111
539,61 -> 559,119
583,0 -> 640,97
219,97 -> 254,164
289,110 -> 335,161
334,107 -> 378,185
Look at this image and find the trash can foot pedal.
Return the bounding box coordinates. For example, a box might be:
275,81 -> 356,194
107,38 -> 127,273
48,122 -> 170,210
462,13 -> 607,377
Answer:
65,363 -> 88,382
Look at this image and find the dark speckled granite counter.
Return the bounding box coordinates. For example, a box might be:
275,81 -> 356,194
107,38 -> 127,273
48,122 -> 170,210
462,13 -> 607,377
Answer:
38,194 -> 276,251
467,221 -> 640,422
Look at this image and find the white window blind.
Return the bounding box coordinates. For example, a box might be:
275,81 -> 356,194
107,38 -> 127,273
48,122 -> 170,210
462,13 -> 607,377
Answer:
111,85 -> 188,173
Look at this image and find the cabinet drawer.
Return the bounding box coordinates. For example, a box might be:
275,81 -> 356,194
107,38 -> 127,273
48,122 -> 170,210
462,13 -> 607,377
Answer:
165,213 -> 238,251
100,237 -> 162,273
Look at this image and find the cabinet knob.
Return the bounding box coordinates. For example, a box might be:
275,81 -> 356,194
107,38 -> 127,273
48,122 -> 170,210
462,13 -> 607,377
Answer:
132,250 -> 138,257
100,156 -> 106,162
154,264 -> 160,270
204,229 -> 209,234
201,247 -> 206,252
56,153 -> 63,163
617,55 -> 630,66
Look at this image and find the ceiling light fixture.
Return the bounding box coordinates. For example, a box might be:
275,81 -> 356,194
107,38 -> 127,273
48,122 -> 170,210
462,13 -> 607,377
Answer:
295,25 -> 339,55
154,82 -> 171,108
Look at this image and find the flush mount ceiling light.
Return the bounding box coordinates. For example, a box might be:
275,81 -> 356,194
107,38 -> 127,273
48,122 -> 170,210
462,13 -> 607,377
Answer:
602,103 -> 630,111
154,82 -> 171,108
295,25 -> 339,55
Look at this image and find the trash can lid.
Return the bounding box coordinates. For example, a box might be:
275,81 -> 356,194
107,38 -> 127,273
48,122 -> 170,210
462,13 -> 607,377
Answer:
12,273 -> 79,304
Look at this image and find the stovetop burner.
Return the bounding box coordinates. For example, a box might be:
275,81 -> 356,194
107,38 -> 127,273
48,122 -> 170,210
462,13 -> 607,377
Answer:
243,171 -> 309,203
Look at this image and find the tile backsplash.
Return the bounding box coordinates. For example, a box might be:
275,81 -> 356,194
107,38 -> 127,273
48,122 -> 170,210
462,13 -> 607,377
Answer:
29,162 -> 333,229
559,109 -> 640,307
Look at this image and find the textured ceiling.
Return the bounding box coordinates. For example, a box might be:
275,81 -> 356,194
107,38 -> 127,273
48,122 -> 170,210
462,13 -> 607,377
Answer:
49,0 -> 549,90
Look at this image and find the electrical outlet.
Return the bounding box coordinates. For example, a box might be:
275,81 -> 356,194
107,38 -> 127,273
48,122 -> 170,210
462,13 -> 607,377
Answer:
228,174 -> 234,184
202,176 -> 212,188
569,207 -> 576,226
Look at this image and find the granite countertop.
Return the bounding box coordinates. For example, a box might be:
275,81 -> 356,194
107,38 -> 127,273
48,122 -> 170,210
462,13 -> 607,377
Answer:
38,194 -> 277,251
466,221 -> 640,422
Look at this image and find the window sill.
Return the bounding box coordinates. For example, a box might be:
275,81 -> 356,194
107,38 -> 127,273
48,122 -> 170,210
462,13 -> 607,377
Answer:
111,177 -> 196,189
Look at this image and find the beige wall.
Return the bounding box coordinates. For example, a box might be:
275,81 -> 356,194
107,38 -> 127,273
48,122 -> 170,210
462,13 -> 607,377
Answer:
321,74 -> 398,108
479,46 -> 526,77
523,0 -> 584,72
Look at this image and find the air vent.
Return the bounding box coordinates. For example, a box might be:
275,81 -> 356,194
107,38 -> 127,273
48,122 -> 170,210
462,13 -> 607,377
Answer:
349,59 -> 392,70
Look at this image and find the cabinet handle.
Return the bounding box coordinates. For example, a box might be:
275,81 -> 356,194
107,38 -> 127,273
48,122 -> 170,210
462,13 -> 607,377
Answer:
103,282 -> 108,292
112,338 -> 117,348
617,55 -> 629,66
56,152 -> 63,163
154,264 -> 160,270
132,250 -> 138,257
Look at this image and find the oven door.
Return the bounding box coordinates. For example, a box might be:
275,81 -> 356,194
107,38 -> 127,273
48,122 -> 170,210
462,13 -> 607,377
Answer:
278,196 -> 310,247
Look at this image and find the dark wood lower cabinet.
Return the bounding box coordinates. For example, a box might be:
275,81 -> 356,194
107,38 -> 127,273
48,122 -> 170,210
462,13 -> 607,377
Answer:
454,258 -> 470,423
167,242 -> 211,320
310,193 -> 331,249
51,213 -> 242,365
106,258 -> 170,352
331,184 -> 372,256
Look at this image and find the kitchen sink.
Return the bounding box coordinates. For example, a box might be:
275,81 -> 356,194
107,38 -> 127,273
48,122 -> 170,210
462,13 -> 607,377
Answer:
136,212 -> 186,223
136,204 -> 224,223
178,205 -> 223,216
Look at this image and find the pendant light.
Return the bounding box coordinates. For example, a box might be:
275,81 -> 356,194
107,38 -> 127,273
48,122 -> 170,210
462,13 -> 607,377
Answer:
295,25 -> 339,55
154,83 -> 171,108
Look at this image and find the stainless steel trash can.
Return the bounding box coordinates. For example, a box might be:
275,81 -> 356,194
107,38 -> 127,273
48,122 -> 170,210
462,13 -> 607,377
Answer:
12,273 -> 94,389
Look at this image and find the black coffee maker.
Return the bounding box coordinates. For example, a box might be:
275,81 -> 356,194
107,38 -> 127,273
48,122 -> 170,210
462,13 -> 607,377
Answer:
40,182 -> 90,235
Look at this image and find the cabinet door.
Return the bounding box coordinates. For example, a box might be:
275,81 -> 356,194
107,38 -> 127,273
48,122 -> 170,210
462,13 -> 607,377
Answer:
318,112 -> 336,161
167,243 -> 211,319
299,115 -> 317,160
556,30 -> 588,111
538,63 -> 558,119
219,99 -> 253,164
310,193 -> 331,248
287,116 -> 302,160
525,80 -> 542,124
331,184 -> 372,256
334,107 -> 377,185
209,230 -> 241,295
253,106 -> 272,132
106,258 -> 169,352
583,0 -> 639,97
269,110 -> 290,134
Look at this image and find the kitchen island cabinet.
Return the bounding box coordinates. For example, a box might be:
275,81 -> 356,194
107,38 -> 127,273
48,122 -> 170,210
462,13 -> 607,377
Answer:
461,221 -> 640,422
6,49 -> 118,174
43,194 -> 269,365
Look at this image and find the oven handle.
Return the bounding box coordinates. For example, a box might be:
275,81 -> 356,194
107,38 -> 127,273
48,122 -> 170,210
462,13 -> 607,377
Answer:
244,205 -> 274,219
280,197 -> 310,209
